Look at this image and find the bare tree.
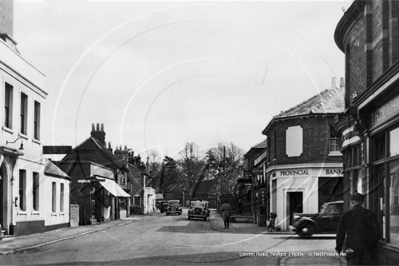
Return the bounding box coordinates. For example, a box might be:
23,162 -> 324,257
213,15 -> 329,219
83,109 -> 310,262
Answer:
177,143 -> 206,195
206,142 -> 244,195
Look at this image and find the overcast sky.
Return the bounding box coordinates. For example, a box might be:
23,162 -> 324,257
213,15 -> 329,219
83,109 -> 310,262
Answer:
13,0 -> 353,159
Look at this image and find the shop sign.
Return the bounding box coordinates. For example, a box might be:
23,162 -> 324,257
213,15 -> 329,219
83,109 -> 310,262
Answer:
371,94 -> 399,127
280,169 -> 309,176
326,168 -> 343,175
342,131 -> 359,141
260,188 -> 266,207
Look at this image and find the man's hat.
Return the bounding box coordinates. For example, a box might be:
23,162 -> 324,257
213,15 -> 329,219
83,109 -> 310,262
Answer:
350,193 -> 365,201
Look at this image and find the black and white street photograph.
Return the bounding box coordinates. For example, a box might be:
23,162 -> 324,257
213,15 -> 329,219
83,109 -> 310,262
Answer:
0,0 -> 398,265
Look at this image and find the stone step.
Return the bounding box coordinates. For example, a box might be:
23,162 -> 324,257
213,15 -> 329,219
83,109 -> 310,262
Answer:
0,235 -> 15,241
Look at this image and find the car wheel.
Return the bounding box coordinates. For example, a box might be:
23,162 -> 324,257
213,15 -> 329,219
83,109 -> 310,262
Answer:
298,224 -> 314,238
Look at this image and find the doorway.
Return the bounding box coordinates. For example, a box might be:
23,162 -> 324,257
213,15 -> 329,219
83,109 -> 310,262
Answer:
288,192 -> 303,225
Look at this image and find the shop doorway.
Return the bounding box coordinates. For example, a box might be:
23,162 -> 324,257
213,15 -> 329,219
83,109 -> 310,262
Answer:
288,192 -> 303,225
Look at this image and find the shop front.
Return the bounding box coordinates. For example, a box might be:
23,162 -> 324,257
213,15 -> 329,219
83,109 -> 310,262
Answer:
357,82 -> 399,265
267,164 -> 343,231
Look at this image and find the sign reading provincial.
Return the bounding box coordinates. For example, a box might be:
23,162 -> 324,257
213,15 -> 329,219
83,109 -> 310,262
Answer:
43,145 -> 72,154
280,169 -> 309,176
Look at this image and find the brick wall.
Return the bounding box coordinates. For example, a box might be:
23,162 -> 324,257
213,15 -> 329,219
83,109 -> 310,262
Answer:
266,116 -> 342,168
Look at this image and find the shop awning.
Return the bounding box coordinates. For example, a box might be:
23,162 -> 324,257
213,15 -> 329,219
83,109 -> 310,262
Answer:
97,177 -> 130,197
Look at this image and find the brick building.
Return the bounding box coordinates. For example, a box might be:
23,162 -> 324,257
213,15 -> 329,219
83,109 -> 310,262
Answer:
262,79 -> 344,231
242,140 -> 267,226
334,0 -> 399,264
58,124 -> 130,225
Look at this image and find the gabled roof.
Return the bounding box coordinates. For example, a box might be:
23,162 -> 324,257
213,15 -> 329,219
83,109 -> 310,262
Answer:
262,86 -> 345,134
60,137 -> 128,171
252,140 -> 267,149
44,157 -> 70,180
274,86 -> 344,118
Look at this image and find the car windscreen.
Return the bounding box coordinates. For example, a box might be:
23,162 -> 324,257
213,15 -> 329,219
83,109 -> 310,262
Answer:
191,202 -> 206,208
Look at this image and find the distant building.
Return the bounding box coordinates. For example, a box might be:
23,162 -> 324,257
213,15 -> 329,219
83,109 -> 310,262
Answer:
334,0 -> 399,264
262,79 -> 345,231
242,140 -> 267,225
0,0 -> 70,237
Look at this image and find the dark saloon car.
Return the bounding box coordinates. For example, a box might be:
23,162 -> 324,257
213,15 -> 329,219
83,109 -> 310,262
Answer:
293,201 -> 343,238
188,201 -> 210,220
165,200 -> 182,215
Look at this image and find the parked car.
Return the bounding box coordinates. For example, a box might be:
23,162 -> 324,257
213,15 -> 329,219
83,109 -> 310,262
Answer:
156,200 -> 168,213
293,200 -> 343,238
165,200 -> 182,215
188,200 -> 210,221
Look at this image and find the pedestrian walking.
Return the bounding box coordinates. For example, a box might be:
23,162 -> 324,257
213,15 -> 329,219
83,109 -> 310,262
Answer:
221,202 -> 232,229
335,193 -> 380,265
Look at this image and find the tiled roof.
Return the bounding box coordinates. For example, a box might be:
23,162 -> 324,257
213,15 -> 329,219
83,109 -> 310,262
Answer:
252,140 -> 267,149
44,157 -> 70,179
60,137 -> 128,171
273,86 -> 345,119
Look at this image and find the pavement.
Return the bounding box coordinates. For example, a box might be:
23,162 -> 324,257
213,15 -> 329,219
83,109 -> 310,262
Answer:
208,210 -> 347,266
0,210 -> 346,266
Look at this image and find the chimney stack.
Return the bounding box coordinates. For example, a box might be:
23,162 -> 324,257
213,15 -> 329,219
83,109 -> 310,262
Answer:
90,123 -> 106,146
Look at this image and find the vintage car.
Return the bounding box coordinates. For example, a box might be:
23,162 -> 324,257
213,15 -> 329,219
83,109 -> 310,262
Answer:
165,200 -> 182,215
188,201 -> 210,220
293,200 -> 343,238
156,200 -> 169,213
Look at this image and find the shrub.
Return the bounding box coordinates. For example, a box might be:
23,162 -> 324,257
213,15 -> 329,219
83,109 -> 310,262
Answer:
130,205 -> 144,214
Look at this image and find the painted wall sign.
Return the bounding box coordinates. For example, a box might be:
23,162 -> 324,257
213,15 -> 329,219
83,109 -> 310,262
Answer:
280,169 -> 309,176
326,168 -> 343,175
371,94 -> 399,127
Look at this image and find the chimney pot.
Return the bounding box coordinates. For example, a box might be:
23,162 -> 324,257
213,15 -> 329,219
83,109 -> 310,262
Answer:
340,77 -> 345,88
331,77 -> 337,89
101,123 -> 104,131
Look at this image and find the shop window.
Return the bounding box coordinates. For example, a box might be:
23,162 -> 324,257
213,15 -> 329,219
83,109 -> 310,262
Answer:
20,92 -> 28,135
389,160 -> 399,245
32,172 -> 39,211
34,101 -> 41,140
390,127 -> 399,157
374,133 -> 386,161
4,83 -> 13,129
134,196 -> 141,206
19,170 -> 26,211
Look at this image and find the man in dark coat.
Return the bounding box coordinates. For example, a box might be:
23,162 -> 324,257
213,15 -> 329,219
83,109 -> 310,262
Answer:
221,202 -> 232,229
335,193 -> 380,265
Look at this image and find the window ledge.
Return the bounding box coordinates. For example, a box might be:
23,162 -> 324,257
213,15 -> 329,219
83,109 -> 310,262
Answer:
2,126 -> 14,134
31,211 -> 40,215
18,133 -> 28,140
18,211 -> 27,215
32,138 -> 41,145
328,151 -> 342,156
51,213 -> 58,217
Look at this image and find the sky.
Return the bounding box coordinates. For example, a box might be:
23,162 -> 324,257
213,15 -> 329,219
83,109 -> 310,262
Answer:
13,0 -> 353,160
